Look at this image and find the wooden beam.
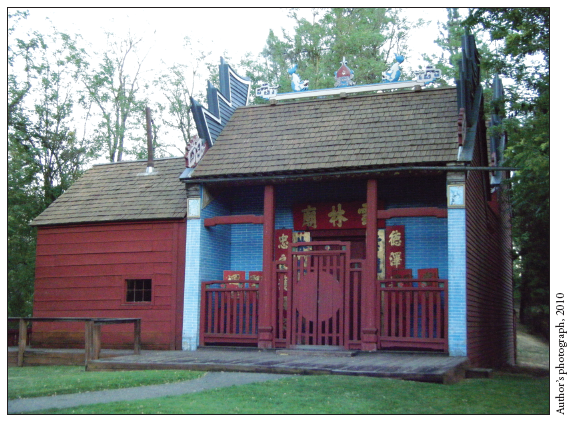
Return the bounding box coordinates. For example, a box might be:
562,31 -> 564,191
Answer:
362,179 -> 379,351
134,319 -> 141,355
18,319 -> 27,367
85,321 -> 93,365
377,207 -> 447,220
258,185 -> 275,349
204,215 -> 264,227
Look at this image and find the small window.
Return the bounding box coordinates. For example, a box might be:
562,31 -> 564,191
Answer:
126,279 -> 152,303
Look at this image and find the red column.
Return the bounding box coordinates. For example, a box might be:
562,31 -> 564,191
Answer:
361,179 -> 378,351
258,184 -> 275,348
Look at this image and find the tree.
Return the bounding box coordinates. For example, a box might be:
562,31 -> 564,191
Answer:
8,17 -> 92,316
260,8 -> 425,94
153,37 -> 211,154
464,8 -> 550,337
79,32 -> 149,162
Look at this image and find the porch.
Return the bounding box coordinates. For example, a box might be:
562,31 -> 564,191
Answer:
193,176 -> 453,353
199,242 -> 448,352
86,347 -> 468,384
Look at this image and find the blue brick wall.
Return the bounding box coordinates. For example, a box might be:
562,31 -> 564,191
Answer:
386,216 -> 448,279
447,207 -> 467,356
200,197 -> 231,281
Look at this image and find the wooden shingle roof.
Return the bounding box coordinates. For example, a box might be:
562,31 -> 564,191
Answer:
31,157 -> 187,226
190,87 -> 460,180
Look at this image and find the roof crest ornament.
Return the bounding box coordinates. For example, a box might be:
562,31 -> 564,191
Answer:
288,64 -> 309,92
382,54 -> 404,83
256,56 -> 441,102
185,135 -> 207,169
334,57 -> 355,88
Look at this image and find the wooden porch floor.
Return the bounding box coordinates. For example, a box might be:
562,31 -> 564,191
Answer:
10,346 -> 469,384
97,348 -> 468,384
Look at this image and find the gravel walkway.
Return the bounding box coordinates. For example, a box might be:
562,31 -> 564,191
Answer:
8,371 -> 292,414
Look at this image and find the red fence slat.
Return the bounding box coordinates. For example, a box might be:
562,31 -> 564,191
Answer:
379,278 -> 448,352
200,282 -> 259,346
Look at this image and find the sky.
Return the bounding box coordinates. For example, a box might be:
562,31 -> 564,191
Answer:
10,7 -> 450,76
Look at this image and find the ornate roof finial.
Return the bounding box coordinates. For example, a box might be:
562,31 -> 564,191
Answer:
382,54 -> 404,83
288,64 -> 309,92
334,57 -> 355,88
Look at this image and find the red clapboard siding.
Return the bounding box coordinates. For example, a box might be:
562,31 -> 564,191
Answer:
37,226 -> 175,245
35,251 -> 175,267
465,120 -> 514,367
36,240 -> 173,256
32,220 -> 186,350
35,263 -> 175,278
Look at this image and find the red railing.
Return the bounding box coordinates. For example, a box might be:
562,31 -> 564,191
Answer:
346,259 -> 364,349
273,260 -> 289,348
199,281 -> 259,346
378,278 -> 448,352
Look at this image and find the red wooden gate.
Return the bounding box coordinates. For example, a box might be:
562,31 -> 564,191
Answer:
288,242 -> 349,347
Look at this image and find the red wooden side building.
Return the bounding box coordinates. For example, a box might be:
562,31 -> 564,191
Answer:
30,158 -> 187,350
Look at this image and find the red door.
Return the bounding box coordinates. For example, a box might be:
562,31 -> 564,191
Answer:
290,243 -> 348,347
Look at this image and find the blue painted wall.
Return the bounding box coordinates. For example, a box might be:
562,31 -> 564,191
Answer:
198,176 -> 448,280
199,193 -> 231,281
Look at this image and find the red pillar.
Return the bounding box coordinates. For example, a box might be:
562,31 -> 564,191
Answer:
361,179 -> 378,351
258,184 -> 275,348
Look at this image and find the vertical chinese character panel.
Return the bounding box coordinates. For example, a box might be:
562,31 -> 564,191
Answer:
385,225 -> 405,275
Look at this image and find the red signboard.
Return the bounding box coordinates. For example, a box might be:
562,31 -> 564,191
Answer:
223,270 -> 246,281
385,225 -> 405,272
275,229 -> 292,261
293,201 -> 384,231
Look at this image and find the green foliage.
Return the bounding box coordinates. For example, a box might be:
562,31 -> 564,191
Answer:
260,8 -> 425,94
78,32 -> 149,162
464,8 -> 550,337
8,16 -> 94,317
8,366 -> 205,400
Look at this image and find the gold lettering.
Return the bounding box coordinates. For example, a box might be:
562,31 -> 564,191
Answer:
389,251 -> 402,268
302,205 -> 317,229
328,203 -> 348,228
358,203 -> 368,225
388,230 -> 402,247
278,233 -> 289,249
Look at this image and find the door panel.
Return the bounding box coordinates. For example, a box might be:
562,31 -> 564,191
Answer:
290,245 -> 348,347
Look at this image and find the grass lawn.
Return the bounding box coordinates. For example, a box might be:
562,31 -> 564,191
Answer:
13,368 -> 549,414
8,366 -> 205,400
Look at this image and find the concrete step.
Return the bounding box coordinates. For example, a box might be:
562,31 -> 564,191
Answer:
465,368 -> 493,378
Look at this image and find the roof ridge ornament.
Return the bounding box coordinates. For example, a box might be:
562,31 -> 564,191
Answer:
334,57 -> 355,88
256,57 -> 442,102
382,54 -> 404,83
414,65 -> 442,85
288,64 -> 309,92
185,135 -> 207,169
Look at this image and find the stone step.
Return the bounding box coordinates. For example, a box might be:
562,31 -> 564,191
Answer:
465,368 -> 493,378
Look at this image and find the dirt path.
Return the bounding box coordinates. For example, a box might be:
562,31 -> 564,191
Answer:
515,324 -> 549,371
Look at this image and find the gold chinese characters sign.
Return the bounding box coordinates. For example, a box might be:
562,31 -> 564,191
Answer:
293,201 -> 385,231
385,225 -> 405,272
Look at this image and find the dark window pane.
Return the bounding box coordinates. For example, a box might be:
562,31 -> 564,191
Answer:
126,279 -> 152,302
